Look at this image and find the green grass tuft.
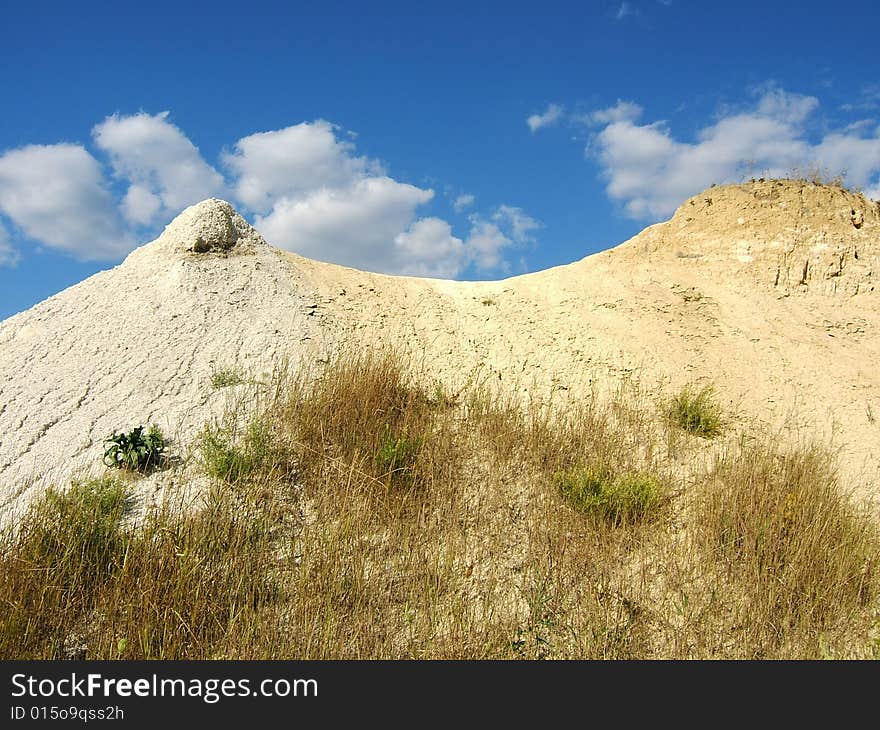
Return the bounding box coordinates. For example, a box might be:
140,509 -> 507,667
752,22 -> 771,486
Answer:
198,417 -> 292,486
554,462 -> 666,525
376,425 -> 423,488
668,384 -> 723,437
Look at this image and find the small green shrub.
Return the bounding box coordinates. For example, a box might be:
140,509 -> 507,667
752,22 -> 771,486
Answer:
210,368 -> 246,390
376,425 -> 423,487
668,384 -> 723,438
103,425 -> 166,472
554,462 -> 666,525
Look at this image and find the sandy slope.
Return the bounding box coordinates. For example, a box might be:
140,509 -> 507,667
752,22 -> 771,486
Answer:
1,180 -> 878,516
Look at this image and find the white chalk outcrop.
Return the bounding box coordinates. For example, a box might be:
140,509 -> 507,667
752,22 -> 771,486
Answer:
0,199 -> 325,514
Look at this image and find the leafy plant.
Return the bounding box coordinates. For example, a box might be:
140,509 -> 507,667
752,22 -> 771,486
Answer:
667,384 -> 723,438
103,425 -> 166,472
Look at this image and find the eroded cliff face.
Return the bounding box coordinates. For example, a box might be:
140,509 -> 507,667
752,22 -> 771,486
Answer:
631,179 -> 879,297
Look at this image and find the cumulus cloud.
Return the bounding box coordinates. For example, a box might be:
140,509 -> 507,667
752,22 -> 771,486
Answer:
493,205 -> 541,244
527,104 -> 564,133
254,176 -> 434,272
229,121 -> 535,277
583,100 -> 644,126
0,143 -> 133,259
0,113 -> 538,277
223,121 -> 379,214
0,221 -> 19,267
93,111 -> 225,225
394,217 -> 466,278
465,218 -> 513,272
585,88 -> 880,219
120,184 -> 162,226
460,205 -> 541,273
453,193 -> 475,212
814,131 -> 880,189
754,87 -> 819,124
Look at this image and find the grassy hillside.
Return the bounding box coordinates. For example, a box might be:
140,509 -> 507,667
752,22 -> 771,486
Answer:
2,349 -> 877,659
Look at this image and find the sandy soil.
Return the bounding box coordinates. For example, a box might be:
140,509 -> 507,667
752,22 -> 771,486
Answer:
1,180 -> 878,517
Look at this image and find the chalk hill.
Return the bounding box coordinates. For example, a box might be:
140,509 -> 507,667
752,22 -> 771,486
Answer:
1,180 -> 878,514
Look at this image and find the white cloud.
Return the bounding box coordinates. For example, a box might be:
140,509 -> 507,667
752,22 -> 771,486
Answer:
0,113 -> 538,278
465,217 -> 514,272
231,121 -> 533,277
121,184 -> 162,226
453,193 -> 475,212
527,104 -> 564,133
586,88 -> 880,219
0,220 -> 19,267
254,176 -> 434,272
584,100 -> 644,126
0,143 -> 133,259
93,111 -> 225,225
814,132 -> 880,188
840,84 -> 880,113
223,121 -> 378,214
493,205 -> 541,244
394,217 -> 466,278
754,87 -> 819,124
462,205 -> 540,273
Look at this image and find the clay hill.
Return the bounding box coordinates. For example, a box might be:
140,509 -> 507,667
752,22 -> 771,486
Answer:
1,178 -> 879,517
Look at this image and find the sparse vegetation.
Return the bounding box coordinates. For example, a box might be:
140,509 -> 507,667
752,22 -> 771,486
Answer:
198,416 -> 293,486
667,384 -> 723,437
210,367 -> 246,390
0,475 -> 278,659
555,462 -> 667,525
103,424 -> 166,472
787,164 -> 847,188
2,350 -> 877,659
696,441 -> 878,653
0,477 -> 129,656
376,426 -> 424,489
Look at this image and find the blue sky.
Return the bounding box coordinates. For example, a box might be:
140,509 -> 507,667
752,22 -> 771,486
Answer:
2,1 -> 879,319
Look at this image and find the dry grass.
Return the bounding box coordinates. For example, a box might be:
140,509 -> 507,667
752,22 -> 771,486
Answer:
693,440 -> 878,656
1,348 -> 877,659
